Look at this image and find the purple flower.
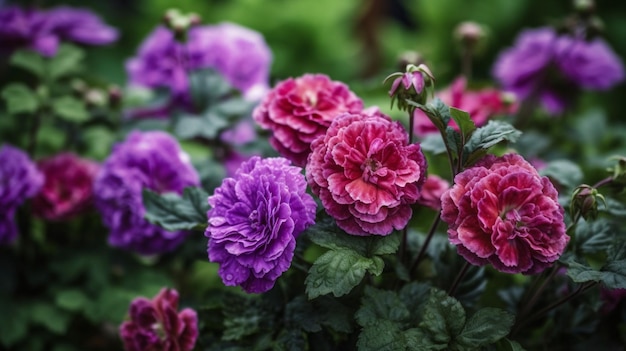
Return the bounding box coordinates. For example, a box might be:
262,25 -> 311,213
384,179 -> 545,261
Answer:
94,131 -> 199,255
0,144 -> 43,244
126,22 -> 272,101
205,156 -> 316,293
120,288 -> 198,351
493,27 -> 624,114
0,5 -> 117,57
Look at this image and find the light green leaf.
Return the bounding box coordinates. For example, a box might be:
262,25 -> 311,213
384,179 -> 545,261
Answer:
55,289 -> 89,311
539,160 -> 583,189
174,112 -> 230,140
449,107 -> 476,143
419,288 -> 466,345
29,303 -> 70,334
456,308 -> 515,348
463,120 -> 522,166
369,231 -> 402,255
49,44 -> 84,80
51,96 -> 88,122
143,187 -> 209,232
1,83 -> 39,115
10,50 -> 45,77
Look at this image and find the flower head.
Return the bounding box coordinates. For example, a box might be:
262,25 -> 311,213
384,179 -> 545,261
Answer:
206,156 -> 316,293
441,153 -> 568,274
253,74 -> 363,166
493,27 -> 624,114
32,153 -> 99,221
0,144 -> 43,244
416,175 -> 450,211
120,288 -> 198,351
94,131 -> 199,255
414,76 -> 516,136
306,111 -> 427,236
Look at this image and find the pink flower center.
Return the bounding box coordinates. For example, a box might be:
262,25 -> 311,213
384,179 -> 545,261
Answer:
362,158 -> 383,183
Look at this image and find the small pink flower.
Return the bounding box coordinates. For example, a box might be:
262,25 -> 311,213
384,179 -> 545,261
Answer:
32,153 -> 99,221
252,74 -> 363,166
307,111 -> 427,236
441,153 -> 568,274
414,76 -> 516,136
416,174 -> 450,211
120,288 -> 198,351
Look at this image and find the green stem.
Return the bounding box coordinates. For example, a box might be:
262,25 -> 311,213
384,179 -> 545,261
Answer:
409,215 -> 441,276
447,261 -> 470,296
516,264 -> 560,322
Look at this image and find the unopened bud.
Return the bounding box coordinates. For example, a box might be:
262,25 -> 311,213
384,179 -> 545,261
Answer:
85,89 -> 107,107
384,63 -> 435,111
108,85 -> 122,107
574,0 -> 595,16
454,21 -> 485,46
396,51 -> 424,72
571,184 -> 606,221
162,8 -> 202,42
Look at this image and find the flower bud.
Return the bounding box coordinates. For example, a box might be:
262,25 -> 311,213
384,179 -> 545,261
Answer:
396,51 -> 425,72
385,63 -> 435,110
570,184 -> 606,220
162,8 -> 201,42
454,21 -> 486,47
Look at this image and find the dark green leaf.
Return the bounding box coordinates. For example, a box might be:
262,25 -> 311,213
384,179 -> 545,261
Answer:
463,120 -> 522,166
419,288 -> 466,345
10,50 -> 45,77
449,107 -> 476,143
404,328 -> 448,351
143,187 -> 209,231
420,133 -> 447,154
539,160 -> 583,189
456,308 -> 515,348
604,197 -> 626,218
0,302 -> 29,347
314,297 -> 354,333
357,320 -> 407,351
30,303 -> 70,334
51,96 -> 88,122
355,286 -> 410,327
369,231 -> 401,255
305,220 -> 368,255
1,83 -> 39,115
174,112 -> 230,140
408,98 -> 450,134
285,296 -> 321,333
493,338 -> 527,351
399,282 -> 431,324
49,44 -> 84,79
566,259 -> 626,289
55,289 -> 89,311
575,219 -> 615,254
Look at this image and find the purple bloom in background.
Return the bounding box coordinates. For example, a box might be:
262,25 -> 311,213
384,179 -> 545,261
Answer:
126,22 -> 272,101
0,144 -> 44,244
205,156 -> 316,293
120,288 -> 198,351
493,27 -> 624,114
0,5 -> 117,57
94,131 -> 199,255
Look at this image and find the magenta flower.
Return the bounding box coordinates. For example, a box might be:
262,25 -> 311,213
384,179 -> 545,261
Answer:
120,288 -> 198,351
0,144 -> 44,244
32,153 -> 99,221
306,111 -> 427,236
252,74 -> 364,166
414,76 -> 516,136
206,156 -> 316,293
416,174 -> 450,211
493,27 -> 624,114
441,153 -> 569,274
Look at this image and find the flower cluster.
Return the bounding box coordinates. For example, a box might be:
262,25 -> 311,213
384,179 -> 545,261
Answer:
120,288 -> 198,351
253,74 -> 364,166
32,153 -> 99,221
307,111 -> 426,236
441,153 -> 569,274
94,131 -> 199,255
205,156 -> 316,293
0,5 -> 118,57
126,22 -> 272,101
493,27 -> 624,114
0,145 -> 44,244
414,76 -> 516,136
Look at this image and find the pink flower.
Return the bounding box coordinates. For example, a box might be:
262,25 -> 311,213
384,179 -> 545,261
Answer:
252,74 -> 363,166
414,76 -> 516,136
120,288 -> 198,351
32,153 -> 99,221
441,154 -> 568,274
307,111 -> 427,236
416,174 -> 450,211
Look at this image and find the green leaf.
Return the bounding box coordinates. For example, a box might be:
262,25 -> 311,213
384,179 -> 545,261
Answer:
419,288 -> 466,345
285,296 -> 321,333
305,248 -> 381,299
604,197 -> 626,218
574,219 -> 615,255
355,286 -> 410,327
456,308 -> 515,349
174,112 -> 230,140
48,44 -> 84,80
463,120 -> 522,166
213,98 -> 256,117
55,289 -> 89,311
29,303 -> 70,334
0,302 -> 29,347
314,297 -> 354,333
399,282 -> 433,324
420,133 -> 447,155
143,187 -> 209,232
305,219 -> 368,255
51,96 -> 89,122
539,159 -> 583,189
566,259 -> 626,289
449,107 -> 476,143
494,338 -> 527,351
1,83 -> 39,115
369,231 -> 402,255
10,50 -> 45,77
357,320 -> 407,351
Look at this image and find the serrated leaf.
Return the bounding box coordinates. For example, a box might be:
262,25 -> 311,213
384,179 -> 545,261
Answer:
408,98 -> 450,134
420,288 -> 466,345
399,282 -> 433,324
55,289 -> 89,311
357,320 -> 407,351
355,286 -> 410,327
314,297 -> 354,333
143,187 -> 209,231
51,96 -> 88,122
456,308 -> 515,348
305,220 -> 368,255
305,248 -> 379,299
575,219 -> 614,254
449,107 -> 476,143
2,83 -> 39,115
464,120 -> 522,166
604,197 -> 626,217
285,296 -> 321,333
539,159 -> 583,189
566,259 -> 626,289
174,112 -> 230,140
494,338 -> 527,351
49,44 -> 84,79
369,231 -> 401,255
10,50 -> 45,77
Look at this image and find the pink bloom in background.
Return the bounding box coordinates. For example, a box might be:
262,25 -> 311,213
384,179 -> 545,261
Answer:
441,153 -> 568,274
32,153 -> 99,221
120,288 -> 197,351
416,174 -> 449,211
253,74 -> 364,166
414,76 -> 516,136
307,111 -> 427,236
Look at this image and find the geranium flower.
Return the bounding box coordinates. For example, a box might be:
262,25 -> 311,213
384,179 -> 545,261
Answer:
441,153 -> 568,274
0,145 -> 44,244
32,153 -> 99,221
414,76 -> 516,136
94,131 -> 199,255
306,111 -> 427,236
252,74 -> 364,166
120,288 -> 198,351
493,27 -> 624,114
205,156 -> 316,293
416,174 -> 450,211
